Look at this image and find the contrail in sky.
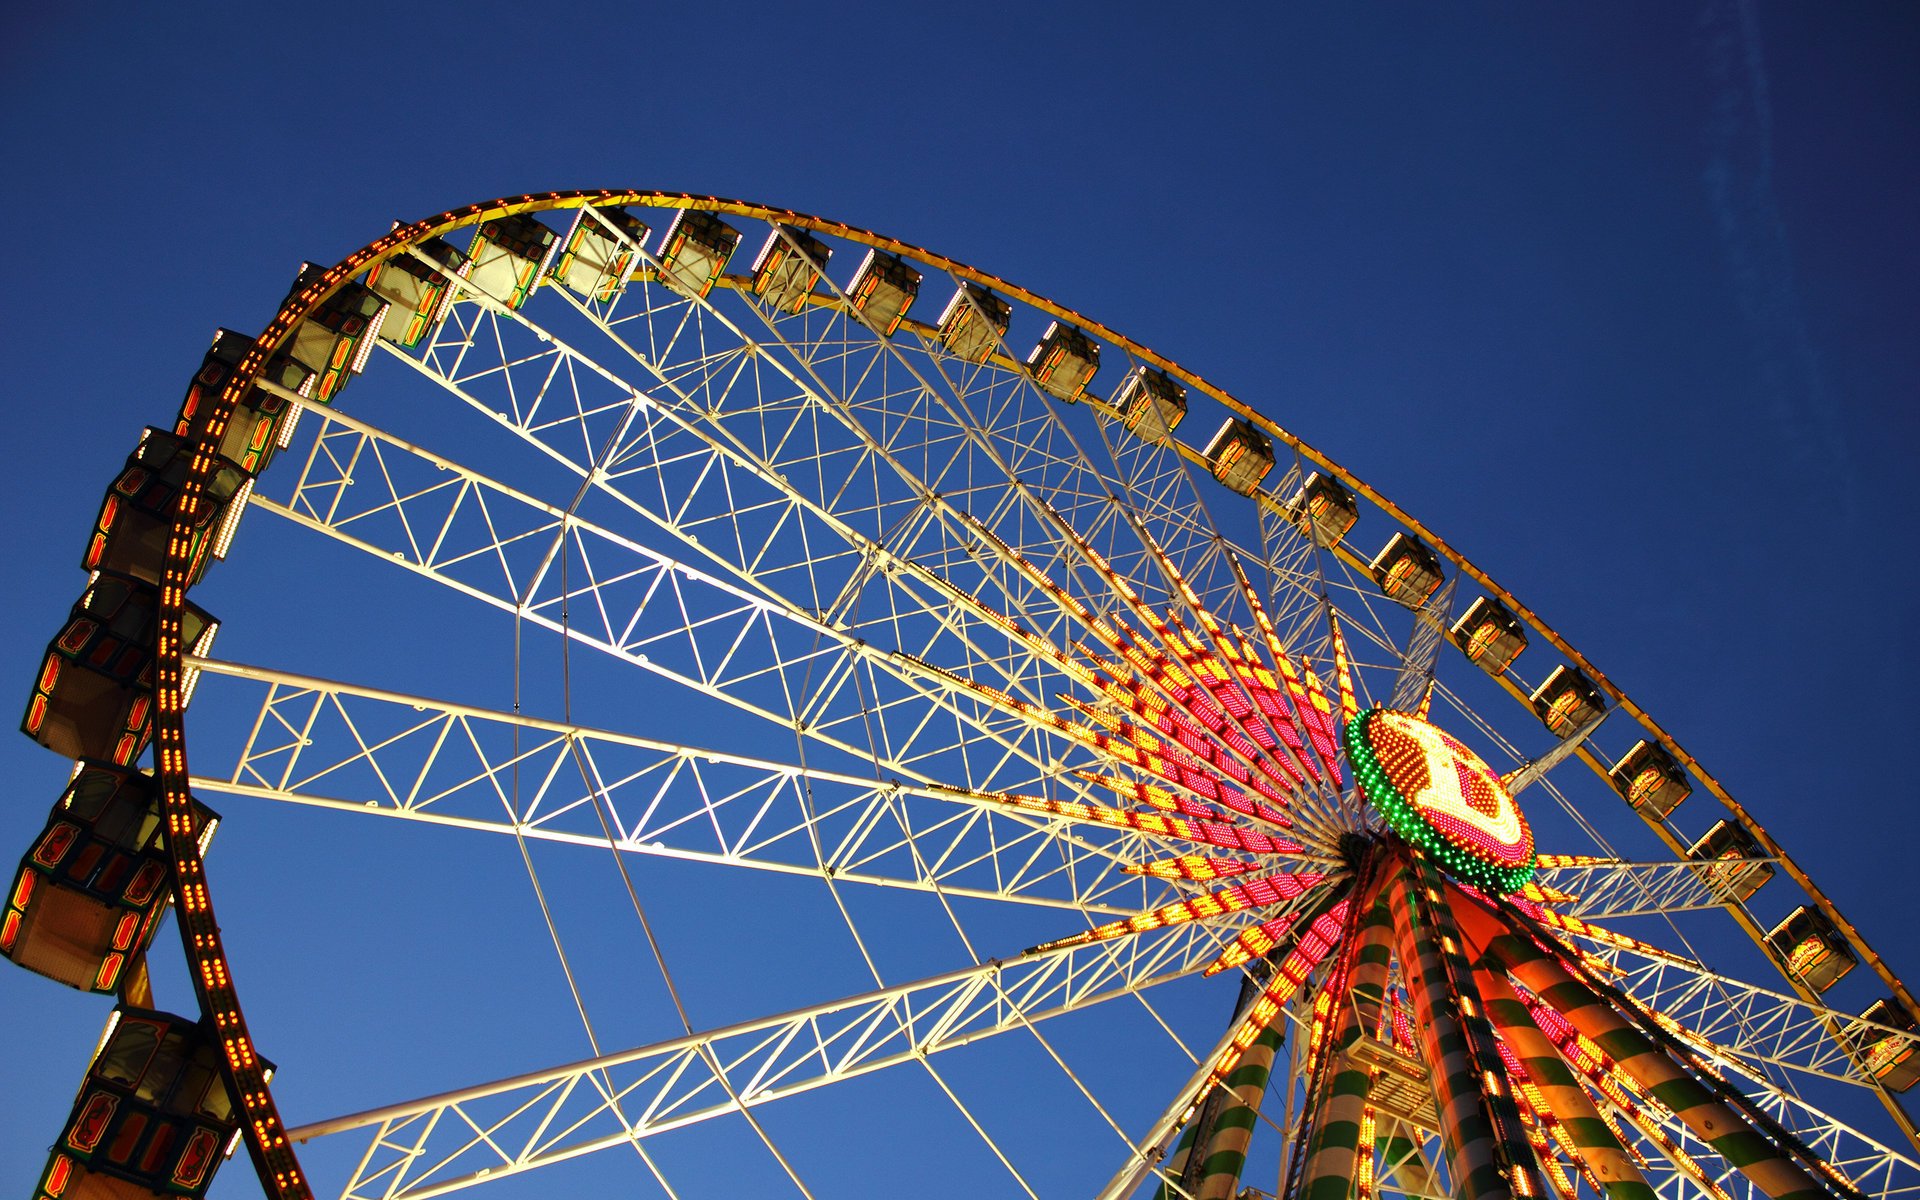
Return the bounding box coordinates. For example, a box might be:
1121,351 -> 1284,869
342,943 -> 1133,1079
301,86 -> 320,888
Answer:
1700,0 -> 1855,514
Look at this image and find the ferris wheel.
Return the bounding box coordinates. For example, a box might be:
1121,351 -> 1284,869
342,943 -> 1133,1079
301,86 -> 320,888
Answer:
9,191 -> 1920,1200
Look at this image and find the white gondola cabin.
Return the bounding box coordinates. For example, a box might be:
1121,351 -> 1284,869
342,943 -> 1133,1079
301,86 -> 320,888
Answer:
1024,322 -> 1099,402
1529,664 -> 1604,737
1767,906 -> 1857,992
749,225 -> 831,313
657,210 -> 740,299
1687,819 -> 1773,902
549,207 -> 650,303
33,1007 -> 261,1200
171,329 -> 313,476
936,284 -> 1011,363
1112,366 -> 1186,441
1608,739 -> 1691,819
1449,596 -> 1526,675
22,572 -> 216,766
1859,999 -> 1920,1093
465,213 -> 559,310
82,429 -> 251,589
1204,418 -> 1274,495
1369,532 -> 1444,608
366,235 -> 470,347
3,763 -> 216,994
282,264 -> 389,402
1287,472 -> 1358,548
845,250 -> 920,336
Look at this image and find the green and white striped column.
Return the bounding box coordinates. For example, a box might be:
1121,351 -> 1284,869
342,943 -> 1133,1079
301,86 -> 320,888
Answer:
1472,911 -> 1843,1200
1386,855 -> 1541,1199
1474,964 -> 1655,1200
1299,892 -> 1395,1199
1155,969 -> 1288,1200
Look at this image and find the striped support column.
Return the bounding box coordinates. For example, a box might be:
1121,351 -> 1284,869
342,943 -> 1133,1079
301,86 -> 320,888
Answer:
1299,893 -> 1394,1200
1469,910 -> 1842,1200
1475,966 -> 1656,1200
1386,856 -> 1541,1199
1190,1020 -> 1286,1200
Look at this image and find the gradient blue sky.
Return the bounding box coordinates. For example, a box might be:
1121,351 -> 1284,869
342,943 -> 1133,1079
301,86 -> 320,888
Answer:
2,4 -> 1916,1195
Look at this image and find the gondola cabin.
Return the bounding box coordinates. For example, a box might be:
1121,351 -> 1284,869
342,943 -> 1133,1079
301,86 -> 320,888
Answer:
1024,322 -> 1100,402
936,284 -> 1011,363
749,225 -> 831,313
845,250 -> 920,336
1287,472 -> 1358,549
3,763 -> 216,994
1766,905 -> 1857,992
1529,664 -> 1605,737
548,207 -> 649,303
1448,596 -> 1526,675
1369,532 -> 1444,608
83,430 -> 251,589
1113,366 -> 1187,441
1858,999 -> 1920,1093
366,235 -> 470,348
657,210 -> 740,300
1607,739 -> 1691,819
1203,418 -> 1274,495
282,264 -> 389,403
171,329 -> 313,476
34,1007 -> 262,1200
1687,819 -> 1773,902
23,572 -> 217,766
465,213 -> 559,311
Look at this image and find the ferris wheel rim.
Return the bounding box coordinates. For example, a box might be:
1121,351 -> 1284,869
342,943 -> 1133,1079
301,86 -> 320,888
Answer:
127,188 -> 1917,1196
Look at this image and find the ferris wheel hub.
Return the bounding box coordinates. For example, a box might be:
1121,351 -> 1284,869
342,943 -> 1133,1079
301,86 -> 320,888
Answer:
1344,708 -> 1536,894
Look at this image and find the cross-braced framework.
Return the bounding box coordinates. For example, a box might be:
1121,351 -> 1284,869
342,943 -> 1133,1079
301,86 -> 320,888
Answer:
13,193 -> 1919,1200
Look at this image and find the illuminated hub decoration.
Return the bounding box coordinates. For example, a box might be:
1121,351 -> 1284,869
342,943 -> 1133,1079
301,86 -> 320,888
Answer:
1345,708 -> 1535,895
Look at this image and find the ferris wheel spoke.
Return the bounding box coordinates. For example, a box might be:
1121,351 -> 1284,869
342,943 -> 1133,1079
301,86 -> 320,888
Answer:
263,400 -> 1164,805
1534,857 -> 1745,920
1598,950 -> 1913,1092
187,656 -> 1193,913
289,918 -> 1244,1200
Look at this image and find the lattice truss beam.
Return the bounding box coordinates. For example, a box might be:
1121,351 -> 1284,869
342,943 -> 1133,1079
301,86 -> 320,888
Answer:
190,658 -> 1187,914
284,907 -> 1283,1200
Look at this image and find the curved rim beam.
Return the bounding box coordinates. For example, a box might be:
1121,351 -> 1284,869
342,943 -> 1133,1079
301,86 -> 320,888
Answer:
150,190 -> 1914,1198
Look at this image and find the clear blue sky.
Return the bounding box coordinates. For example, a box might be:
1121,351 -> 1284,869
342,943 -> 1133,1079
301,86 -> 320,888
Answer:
2,4 -> 1916,1196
